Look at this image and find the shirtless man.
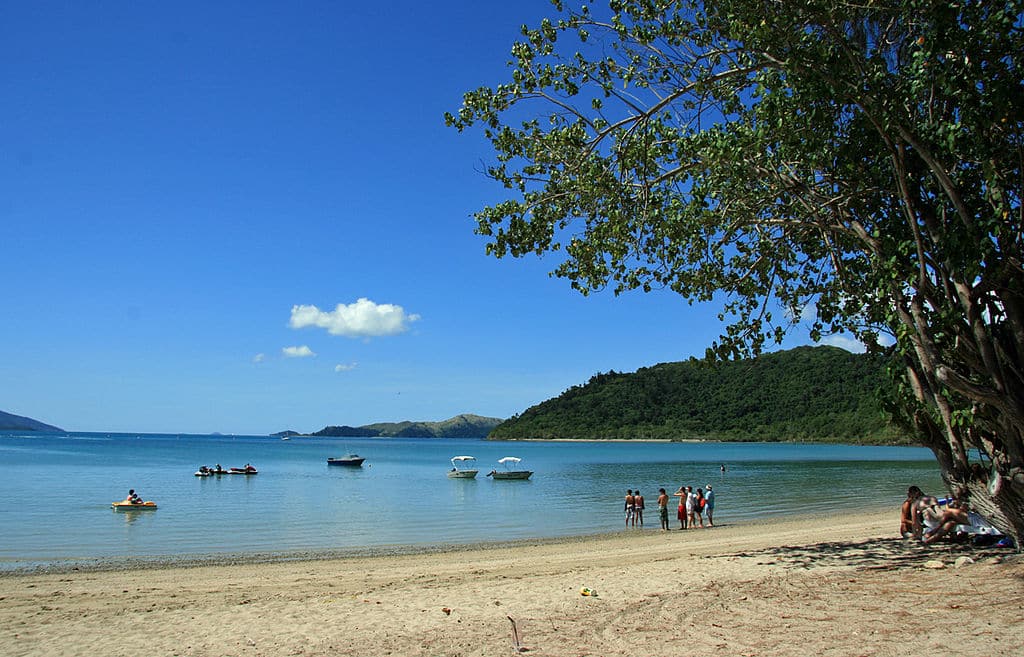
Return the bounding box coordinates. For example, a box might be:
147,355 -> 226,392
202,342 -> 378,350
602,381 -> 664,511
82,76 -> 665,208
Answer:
624,489 -> 635,527
657,488 -> 670,531
673,487 -> 687,529
633,489 -> 645,527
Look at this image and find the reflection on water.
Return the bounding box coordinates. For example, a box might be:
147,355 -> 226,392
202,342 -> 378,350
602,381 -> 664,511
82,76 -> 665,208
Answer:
0,432 -> 945,568
117,509 -> 144,525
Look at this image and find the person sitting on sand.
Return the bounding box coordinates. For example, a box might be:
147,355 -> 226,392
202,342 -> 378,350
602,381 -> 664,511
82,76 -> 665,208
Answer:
911,493 -> 940,539
914,495 -> 942,537
922,498 -> 972,544
900,486 -> 923,538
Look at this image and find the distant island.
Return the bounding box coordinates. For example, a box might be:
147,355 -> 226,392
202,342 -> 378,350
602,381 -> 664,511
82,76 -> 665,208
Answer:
282,414 -> 504,439
488,346 -> 908,444
0,410 -> 63,433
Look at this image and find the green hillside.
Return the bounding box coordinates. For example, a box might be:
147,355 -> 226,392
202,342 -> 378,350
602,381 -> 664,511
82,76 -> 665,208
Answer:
489,346 -> 908,444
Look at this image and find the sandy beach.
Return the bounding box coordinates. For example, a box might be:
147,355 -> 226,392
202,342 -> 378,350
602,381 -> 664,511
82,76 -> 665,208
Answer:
1,509 -> 1020,657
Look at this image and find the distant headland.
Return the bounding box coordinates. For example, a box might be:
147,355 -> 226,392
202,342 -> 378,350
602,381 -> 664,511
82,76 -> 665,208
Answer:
0,410 -> 63,433
275,414 -> 503,439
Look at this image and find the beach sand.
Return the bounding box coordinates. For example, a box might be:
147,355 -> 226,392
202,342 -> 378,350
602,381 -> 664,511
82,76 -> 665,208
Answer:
1,510 -> 1020,657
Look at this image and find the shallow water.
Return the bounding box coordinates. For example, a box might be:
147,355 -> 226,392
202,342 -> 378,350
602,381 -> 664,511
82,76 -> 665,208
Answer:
0,432 -> 944,569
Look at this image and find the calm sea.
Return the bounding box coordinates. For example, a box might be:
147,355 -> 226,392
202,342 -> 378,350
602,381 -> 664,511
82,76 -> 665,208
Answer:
0,432 -> 944,571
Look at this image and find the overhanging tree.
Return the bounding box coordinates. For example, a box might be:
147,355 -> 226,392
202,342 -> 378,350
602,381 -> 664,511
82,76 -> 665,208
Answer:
446,0 -> 1024,543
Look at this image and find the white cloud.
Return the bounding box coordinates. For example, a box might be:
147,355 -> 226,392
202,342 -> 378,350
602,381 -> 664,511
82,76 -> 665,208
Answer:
282,345 -> 316,358
289,298 -> 420,338
252,353 -> 266,363
335,362 -> 358,372
819,335 -> 866,353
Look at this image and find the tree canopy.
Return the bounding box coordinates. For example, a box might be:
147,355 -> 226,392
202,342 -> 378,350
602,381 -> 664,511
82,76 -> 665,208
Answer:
448,0 -> 1024,543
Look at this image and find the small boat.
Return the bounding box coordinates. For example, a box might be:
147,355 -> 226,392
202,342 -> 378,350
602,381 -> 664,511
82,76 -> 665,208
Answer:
112,500 -> 158,510
486,456 -> 533,480
229,465 -> 258,475
447,455 -> 479,479
194,465 -> 215,477
327,454 -> 365,467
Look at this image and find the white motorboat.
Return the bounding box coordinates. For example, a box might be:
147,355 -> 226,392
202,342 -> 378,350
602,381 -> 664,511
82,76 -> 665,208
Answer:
447,455 -> 479,479
486,456 -> 533,480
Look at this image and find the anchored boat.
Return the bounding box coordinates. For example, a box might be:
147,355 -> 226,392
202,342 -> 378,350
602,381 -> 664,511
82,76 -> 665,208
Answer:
327,454 -> 365,467
486,456 -> 533,480
447,455 -> 479,479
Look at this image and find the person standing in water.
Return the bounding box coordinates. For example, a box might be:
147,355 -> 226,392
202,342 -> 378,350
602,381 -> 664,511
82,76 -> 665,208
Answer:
673,486 -> 688,529
657,488 -> 670,531
634,489 -> 645,527
624,489 -> 635,527
704,485 -> 716,526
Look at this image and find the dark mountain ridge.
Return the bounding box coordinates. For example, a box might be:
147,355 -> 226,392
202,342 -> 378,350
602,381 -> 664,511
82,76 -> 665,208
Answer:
0,410 -> 64,432
295,414 -> 504,439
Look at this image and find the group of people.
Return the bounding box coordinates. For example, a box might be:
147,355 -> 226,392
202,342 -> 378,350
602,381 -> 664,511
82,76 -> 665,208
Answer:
899,485 -> 972,544
624,489 -> 646,527
625,484 -> 716,531
671,484 -> 715,530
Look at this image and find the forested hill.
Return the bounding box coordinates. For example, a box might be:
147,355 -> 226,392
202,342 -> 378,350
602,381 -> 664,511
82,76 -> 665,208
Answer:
489,346 -> 907,444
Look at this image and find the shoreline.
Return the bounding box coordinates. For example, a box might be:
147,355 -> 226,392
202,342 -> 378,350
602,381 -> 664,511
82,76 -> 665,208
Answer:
1,508 -> 1020,657
0,506 -> 892,577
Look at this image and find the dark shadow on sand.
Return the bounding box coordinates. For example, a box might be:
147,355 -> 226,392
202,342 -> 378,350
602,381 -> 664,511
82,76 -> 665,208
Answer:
718,536 -> 1017,571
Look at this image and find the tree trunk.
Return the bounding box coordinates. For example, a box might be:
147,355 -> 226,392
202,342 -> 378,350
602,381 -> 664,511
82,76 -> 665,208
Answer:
949,474 -> 1024,550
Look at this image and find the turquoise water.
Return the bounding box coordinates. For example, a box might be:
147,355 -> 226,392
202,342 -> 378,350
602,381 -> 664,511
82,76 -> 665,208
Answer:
0,432 -> 945,570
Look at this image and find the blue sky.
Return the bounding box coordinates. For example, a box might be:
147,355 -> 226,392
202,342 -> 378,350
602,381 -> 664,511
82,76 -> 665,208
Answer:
1,1 -> 853,434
